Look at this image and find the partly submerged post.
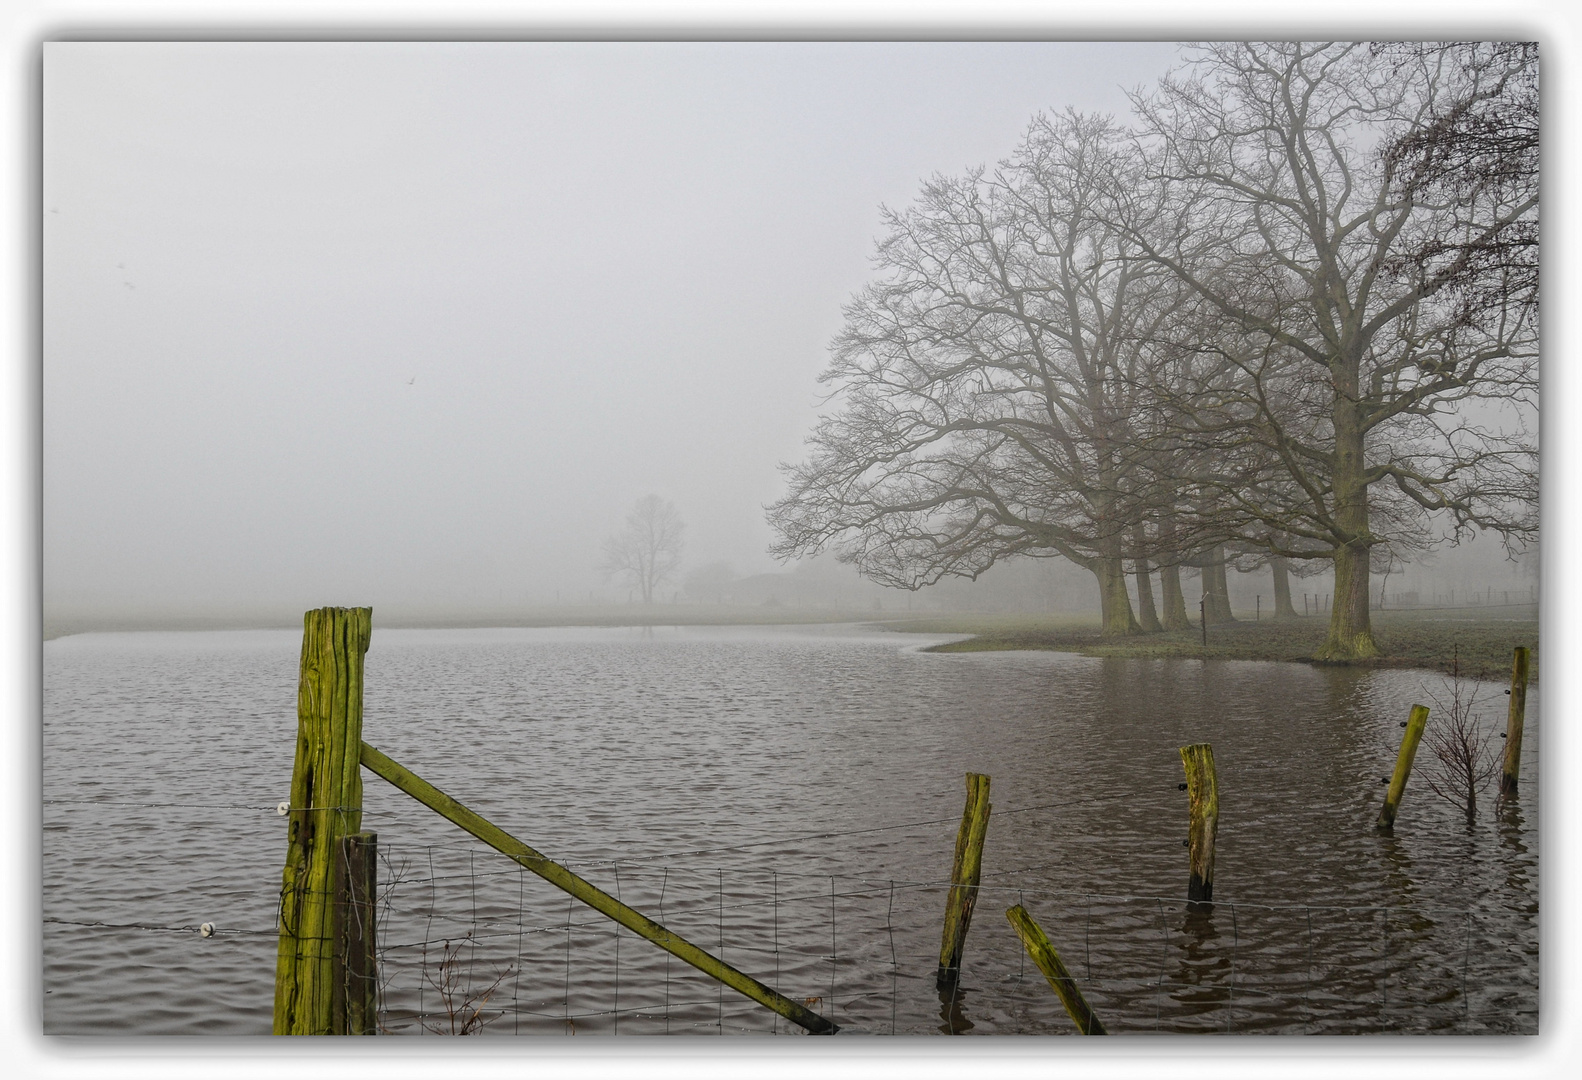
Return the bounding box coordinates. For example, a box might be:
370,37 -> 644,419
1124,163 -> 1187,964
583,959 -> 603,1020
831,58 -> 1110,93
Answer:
1500,647 -> 1530,798
274,606 -> 373,1035
937,772 -> 991,990
1376,704 -> 1430,832
1005,905 -> 1107,1034
1179,744 -> 1218,904
331,831 -> 378,1036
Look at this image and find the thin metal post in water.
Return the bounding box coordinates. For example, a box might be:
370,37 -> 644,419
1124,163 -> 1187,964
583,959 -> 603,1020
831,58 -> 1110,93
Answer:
274,606 -> 372,1036
358,741 -> 838,1035
1500,647 -> 1530,798
1179,744 -> 1219,903
1376,704 -> 1430,831
1005,905 -> 1107,1034
937,772 -> 991,990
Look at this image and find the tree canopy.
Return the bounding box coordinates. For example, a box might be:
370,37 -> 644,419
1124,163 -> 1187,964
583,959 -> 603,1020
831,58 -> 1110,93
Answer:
770,41 -> 1537,660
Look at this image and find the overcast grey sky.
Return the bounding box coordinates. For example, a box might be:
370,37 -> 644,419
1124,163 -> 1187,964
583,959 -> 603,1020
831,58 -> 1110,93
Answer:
45,41 -> 1192,617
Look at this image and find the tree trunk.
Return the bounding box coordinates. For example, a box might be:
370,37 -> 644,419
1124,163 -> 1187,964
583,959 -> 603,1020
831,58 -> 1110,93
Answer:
1094,557 -> 1142,638
1201,547 -> 1236,625
1159,564 -> 1191,630
1319,543 -> 1379,659
1315,384 -> 1381,661
1155,515 -> 1192,631
1271,557 -> 1299,620
1134,560 -> 1164,632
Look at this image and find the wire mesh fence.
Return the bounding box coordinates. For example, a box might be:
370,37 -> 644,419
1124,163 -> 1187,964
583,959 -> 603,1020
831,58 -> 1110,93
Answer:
362,837 -> 1533,1036
41,795 -> 1538,1036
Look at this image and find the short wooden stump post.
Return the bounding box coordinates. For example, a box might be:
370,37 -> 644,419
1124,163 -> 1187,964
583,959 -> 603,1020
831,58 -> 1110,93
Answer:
1376,704 -> 1429,832
1500,647 -> 1530,799
1179,744 -> 1219,904
274,606 -> 374,1035
332,831 -> 379,1036
937,772 -> 991,990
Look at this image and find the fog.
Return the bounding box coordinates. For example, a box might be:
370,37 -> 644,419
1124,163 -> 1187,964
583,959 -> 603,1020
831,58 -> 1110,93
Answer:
42,41 -> 1535,631
43,41 -> 1185,627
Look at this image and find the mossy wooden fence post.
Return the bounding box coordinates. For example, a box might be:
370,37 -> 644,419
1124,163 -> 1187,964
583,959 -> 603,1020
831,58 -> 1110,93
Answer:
1500,647 -> 1530,798
1004,905 -> 1107,1034
274,607 -> 374,1035
1376,704 -> 1429,832
937,772 -> 991,990
1179,744 -> 1218,904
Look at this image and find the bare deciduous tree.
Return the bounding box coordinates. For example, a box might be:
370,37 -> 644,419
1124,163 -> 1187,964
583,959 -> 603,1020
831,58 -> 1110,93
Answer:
1123,42 -> 1538,660
769,113 -> 1185,637
601,495 -> 685,604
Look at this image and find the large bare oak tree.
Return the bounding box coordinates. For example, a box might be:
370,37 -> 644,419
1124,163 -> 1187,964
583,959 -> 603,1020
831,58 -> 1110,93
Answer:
1122,42 -> 1537,660
769,113 -> 1184,636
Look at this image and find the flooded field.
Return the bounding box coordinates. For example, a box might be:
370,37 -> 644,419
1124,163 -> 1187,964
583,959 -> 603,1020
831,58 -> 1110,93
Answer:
43,624 -> 1538,1034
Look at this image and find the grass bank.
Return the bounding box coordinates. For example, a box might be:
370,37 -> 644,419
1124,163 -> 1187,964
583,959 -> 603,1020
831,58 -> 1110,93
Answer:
882,606 -> 1538,683
42,603 -> 892,640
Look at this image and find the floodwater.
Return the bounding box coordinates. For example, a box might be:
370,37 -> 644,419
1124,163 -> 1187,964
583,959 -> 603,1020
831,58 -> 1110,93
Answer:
42,623 -> 1538,1035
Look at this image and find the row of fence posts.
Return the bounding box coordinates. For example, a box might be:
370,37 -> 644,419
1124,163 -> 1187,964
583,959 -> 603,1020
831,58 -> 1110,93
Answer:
1220,591 -> 1532,621
272,607 -> 1531,1036
932,645 -> 1531,1035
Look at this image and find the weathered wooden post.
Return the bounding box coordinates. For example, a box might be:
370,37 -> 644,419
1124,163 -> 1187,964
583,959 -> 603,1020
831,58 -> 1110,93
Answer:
274,606 -> 373,1035
1004,905 -> 1107,1034
937,772 -> 991,990
1500,647 -> 1530,798
1179,744 -> 1218,904
1376,704 -> 1429,832
331,831 -> 378,1036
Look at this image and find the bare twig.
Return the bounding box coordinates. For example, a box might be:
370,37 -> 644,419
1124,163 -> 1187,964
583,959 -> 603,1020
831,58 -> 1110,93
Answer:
1421,648 -> 1502,826
418,932 -> 515,1035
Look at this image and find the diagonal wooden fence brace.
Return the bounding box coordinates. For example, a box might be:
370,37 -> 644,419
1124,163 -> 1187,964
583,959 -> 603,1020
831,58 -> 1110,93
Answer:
358,741 -> 839,1035
937,772 -> 991,990
1005,905 -> 1107,1034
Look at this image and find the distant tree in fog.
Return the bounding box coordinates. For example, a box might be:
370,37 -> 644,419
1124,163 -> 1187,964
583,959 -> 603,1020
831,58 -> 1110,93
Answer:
683,561 -> 737,605
600,495 -> 685,604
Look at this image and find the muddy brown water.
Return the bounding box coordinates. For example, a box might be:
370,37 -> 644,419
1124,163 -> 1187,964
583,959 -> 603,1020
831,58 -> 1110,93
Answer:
42,624 -> 1538,1035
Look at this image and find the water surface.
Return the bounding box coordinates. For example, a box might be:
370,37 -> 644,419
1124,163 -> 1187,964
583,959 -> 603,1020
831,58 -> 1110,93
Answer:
43,623 -> 1538,1035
